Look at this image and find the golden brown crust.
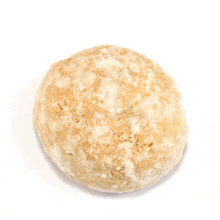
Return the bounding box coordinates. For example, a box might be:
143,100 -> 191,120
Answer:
34,45 -> 188,193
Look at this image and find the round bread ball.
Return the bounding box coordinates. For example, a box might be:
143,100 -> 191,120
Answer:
34,45 -> 188,193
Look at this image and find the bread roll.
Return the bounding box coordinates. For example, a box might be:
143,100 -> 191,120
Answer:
34,45 -> 188,193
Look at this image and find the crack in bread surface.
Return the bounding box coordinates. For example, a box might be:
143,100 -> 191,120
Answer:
34,45 -> 188,193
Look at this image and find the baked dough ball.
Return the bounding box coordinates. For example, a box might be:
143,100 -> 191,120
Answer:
34,45 -> 188,193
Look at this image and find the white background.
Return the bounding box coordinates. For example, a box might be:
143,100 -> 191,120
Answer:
0,1 -> 220,219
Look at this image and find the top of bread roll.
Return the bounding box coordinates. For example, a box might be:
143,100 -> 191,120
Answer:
34,45 -> 188,193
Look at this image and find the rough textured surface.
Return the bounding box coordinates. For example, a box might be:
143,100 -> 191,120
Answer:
34,45 -> 188,193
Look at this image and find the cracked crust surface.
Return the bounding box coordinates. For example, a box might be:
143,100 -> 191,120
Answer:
34,45 -> 188,193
